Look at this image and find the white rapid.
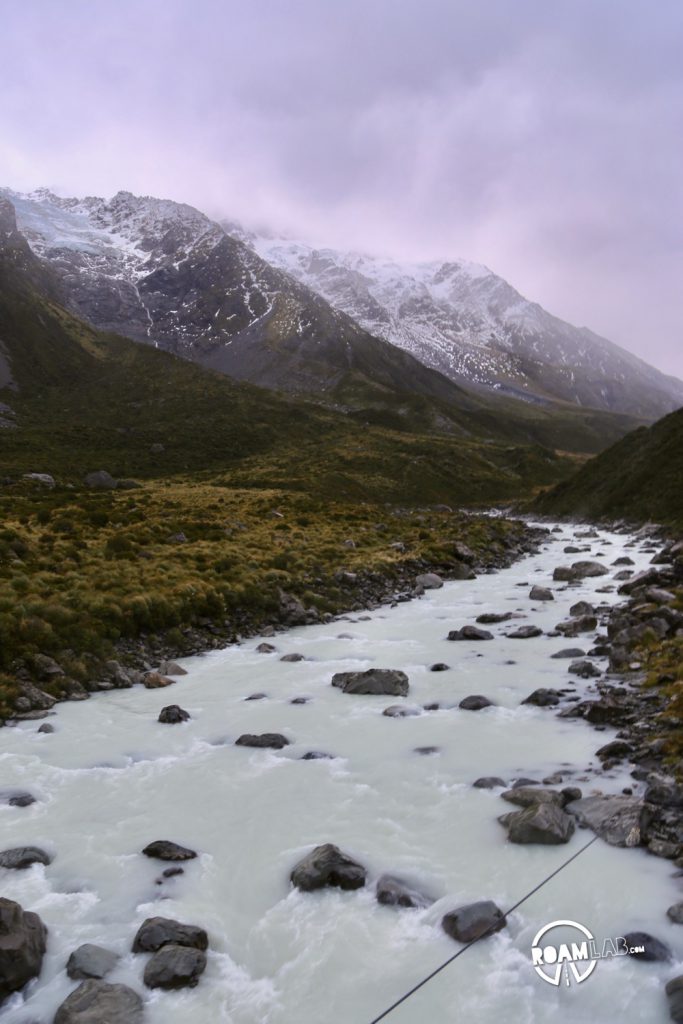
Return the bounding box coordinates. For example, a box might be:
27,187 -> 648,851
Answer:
1,523 -> 681,1024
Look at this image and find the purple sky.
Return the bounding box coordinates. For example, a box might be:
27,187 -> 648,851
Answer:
3,0 -> 682,376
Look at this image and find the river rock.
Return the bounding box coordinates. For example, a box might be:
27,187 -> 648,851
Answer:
281,653 -> 306,662
623,931 -> 671,962
429,663 -> 450,672
595,740 -> 634,762
613,556 -> 635,566
0,897 -> 48,1001
441,901 -> 506,943
501,787 -> 564,808
459,695 -> 495,711
38,723 -> 55,734
1,788 -> 36,806
331,669 -> 409,696
570,600 -> 596,617
521,688 -> 561,707
666,976 -> 683,1023
566,795 -> 642,847
158,660 -> 188,676
142,840 -> 197,861
529,586 -> 554,601
447,626 -> 493,641
158,704 -> 190,723
66,944 -> 119,981
568,659 -> 601,678
507,625 -> 543,639
256,642 -> 277,653
499,802 -> 576,844
551,648 -> 586,659
476,612 -> 514,624
667,903 -> 683,925
143,671 -> 174,689
132,916 -> 208,953
376,875 -> 432,909
143,943 -> 207,989
472,777 -> 506,789
415,572 -> 443,590
553,566 -> 578,581
382,705 -> 421,718
0,846 -> 52,869
290,843 -> 366,891
571,560 -> 609,577
235,733 -> 290,749
54,980 -> 143,1024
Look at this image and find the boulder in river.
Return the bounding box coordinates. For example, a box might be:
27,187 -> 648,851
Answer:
158,704 -> 190,724
557,615 -> 598,636
566,795 -> 642,847
143,671 -> 174,689
280,653 -> 306,662
499,802 -> 576,844
0,846 -> 52,870
529,586 -> 554,601
550,647 -> 586,659
501,787 -> 565,808
472,777 -> 506,789
459,694 -> 495,711
132,916 -> 208,953
290,843 -> 366,891
570,600 -> 595,617
142,840 -> 197,861
571,560 -> 609,578
441,901 -> 506,943
382,705 -> 421,718
447,626 -> 493,641
666,976 -> 683,1023
568,659 -> 601,678
507,625 -> 543,639
667,904 -> 683,925
553,566 -> 578,581
158,660 -> 188,676
415,572 -> 443,590
143,943 -> 207,990
256,642 -> 277,654
521,688 -> 561,707
1,789 -> 36,807
429,663 -> 450,672
235,733 -> 290,749
66,944 -> 119,981
0,897 -> 47,1002
54,980 -> 143,1024
476,612 -> 514,624
623,931 -> 671,962
376,875 -> 433,909
331,669 -> 409,696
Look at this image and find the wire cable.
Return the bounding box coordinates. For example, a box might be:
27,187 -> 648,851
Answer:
366,834 -> 599,1024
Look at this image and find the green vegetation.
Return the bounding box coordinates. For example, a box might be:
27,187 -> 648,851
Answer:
533,408 -> 683,527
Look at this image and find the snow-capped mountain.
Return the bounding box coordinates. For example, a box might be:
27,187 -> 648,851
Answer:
232,232 -> 683,419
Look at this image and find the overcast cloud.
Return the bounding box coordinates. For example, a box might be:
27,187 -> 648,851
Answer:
2,0 -> 682,375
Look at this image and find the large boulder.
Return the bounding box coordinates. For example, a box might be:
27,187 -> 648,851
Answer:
557,616 -> 598,636
447,626 -> 493,641
529,586 -> 554,601
54,980 -> 143,1024
441,901 -> 506,943
570,600 -> 595,617
472,777 -> 506,789
142,840 -> 197,861
376,875 -> 432,909
235,733 -> 290,749
571,560 -> 609,578
521,688 -> 561,707
0,897 -> 47,1002
499,802 -> 576,844
84,470 -> 117,490
132,916 -> 208,953
666,976 -> 683,1024
459,695 -> 495,711
476,611 -> 514,624
415,572 -> 443,590
550,648 -> 586,659
568,659 -> 601,678
331,669 -> 409,697
501,787 -> 565,808
0,846 -> 52,870
143,943 -> 207,990
507,625 -> 543,639
66,944 -> 119,981
290,843 -> 366,892
622,931 -> 671,962
158,704 -> 190,724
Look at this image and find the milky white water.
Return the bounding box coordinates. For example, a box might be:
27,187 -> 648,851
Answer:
1,523 -> 681,1024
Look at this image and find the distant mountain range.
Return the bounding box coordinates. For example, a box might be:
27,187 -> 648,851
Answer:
231,229 -> 683,420
1,187 -> 679,452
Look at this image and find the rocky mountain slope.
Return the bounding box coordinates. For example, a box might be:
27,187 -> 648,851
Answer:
0,188 -> 649,453
237,232 -> 683,420
534,408 -> 683,527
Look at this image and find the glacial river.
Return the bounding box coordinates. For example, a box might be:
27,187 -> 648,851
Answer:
0,522 -> 681,1023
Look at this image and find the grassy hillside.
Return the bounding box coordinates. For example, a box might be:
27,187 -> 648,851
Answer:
533,408 -> 683,527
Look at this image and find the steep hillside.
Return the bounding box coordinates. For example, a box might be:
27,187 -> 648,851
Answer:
239,233 -> 683,420
533,408 -> 683,527
1,188 -> 646,454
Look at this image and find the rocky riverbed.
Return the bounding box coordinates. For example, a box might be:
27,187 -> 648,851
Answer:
1,520 -> 682,1023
